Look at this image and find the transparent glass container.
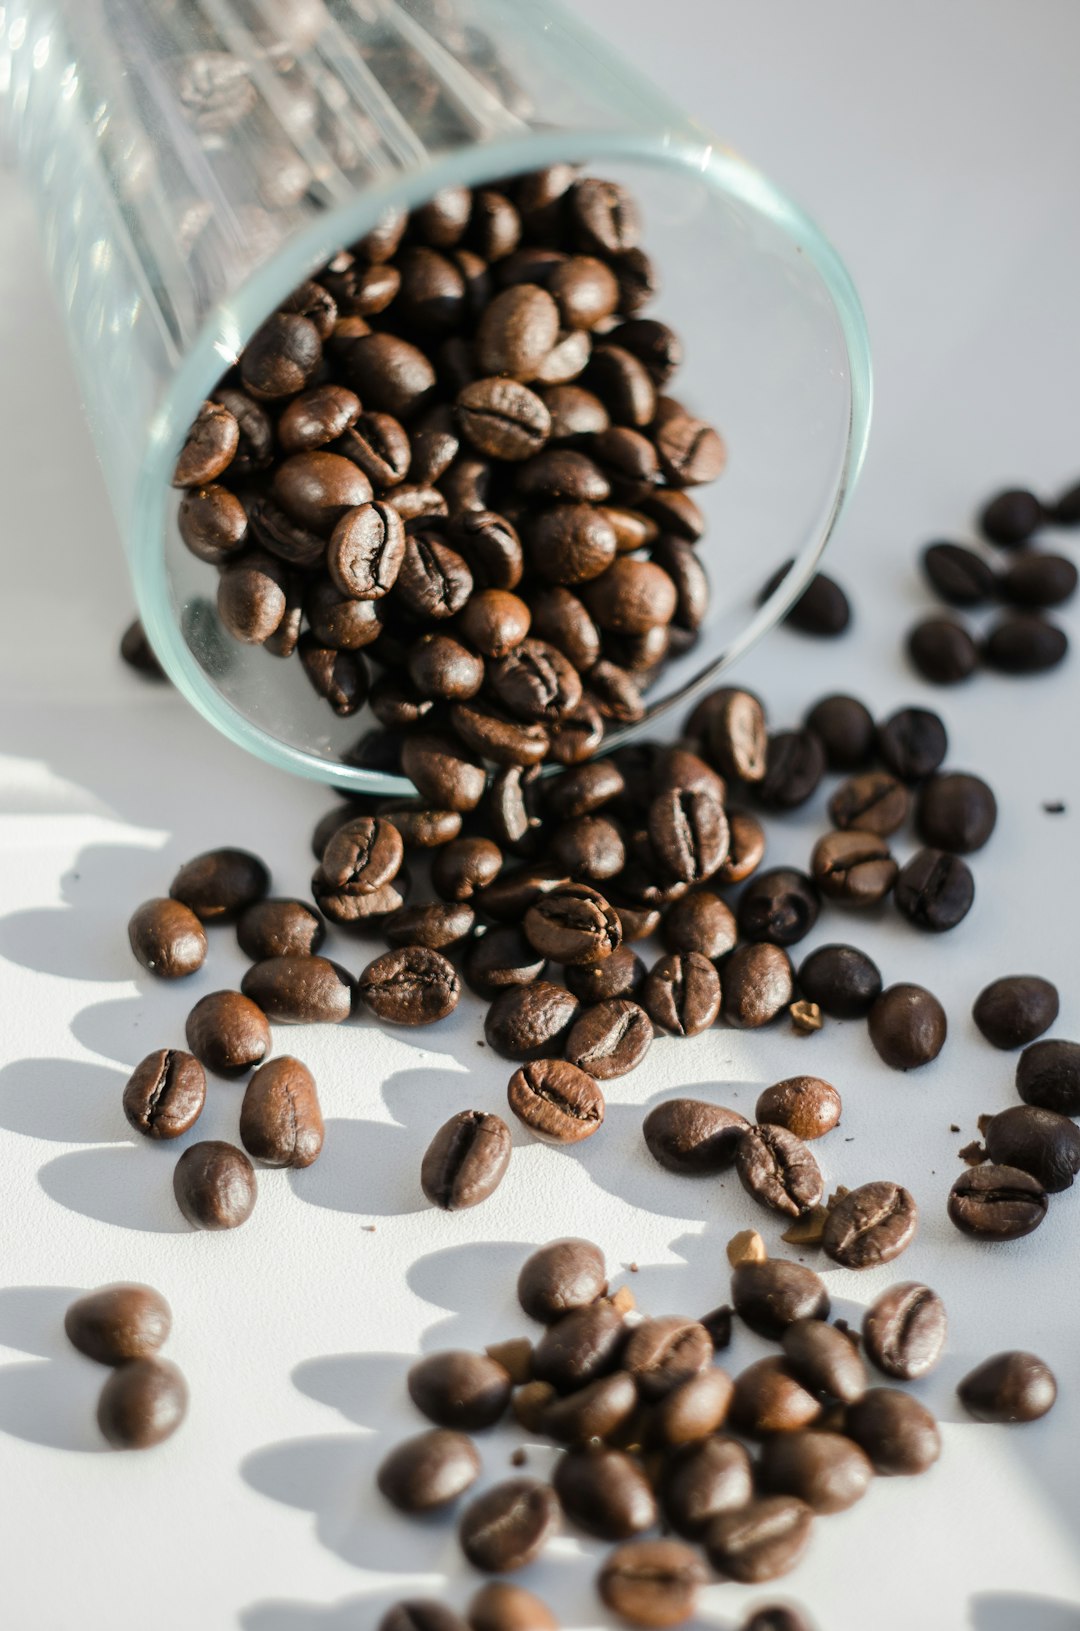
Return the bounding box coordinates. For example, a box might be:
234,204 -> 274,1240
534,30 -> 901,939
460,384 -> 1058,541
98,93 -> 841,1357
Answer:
1,0 -> 871,794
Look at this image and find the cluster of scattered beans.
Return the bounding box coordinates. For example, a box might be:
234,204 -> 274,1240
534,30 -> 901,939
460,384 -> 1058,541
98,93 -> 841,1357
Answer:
64,1284 -> 185,1450
373,1235 -> 1056,1629
907,479 -> 1080,684
170,166 -> 725,769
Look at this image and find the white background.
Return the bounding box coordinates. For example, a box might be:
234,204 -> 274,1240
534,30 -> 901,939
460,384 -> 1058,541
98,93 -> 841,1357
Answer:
3,2 -> 1080,1626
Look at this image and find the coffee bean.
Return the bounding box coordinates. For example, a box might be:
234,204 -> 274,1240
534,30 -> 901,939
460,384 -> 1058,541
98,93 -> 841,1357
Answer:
377,1427 -> 481,1515
468,1582 -> 558,1631
217,551 -> 287,643
236,898 -> 325,961
377,801 -> 462,850
1017,1038 -> 1080,1114
736,1126 -> 823,1219
877,706 -> 948,782
863,1283 -> 947,1381
645,789 -> 728,888
460,1476 -> 561,1573
621,1317 -> 712,1403
722,943 -> 794,1029
780,1318 -> 867,1404
553,1445 -> 657,1541
526,503 -> 618,586
662,1438 -> 755,1541
485,982 -> 581,1059
185,990 -> 271,1077
642,951 -> 721,1037
921,540 -> 997,606
738,867 -> 821,944
844,1388 -> 940,1475
797,943 -> 882,1019
804,694 -> 875,771
731,1260 -> 829,1339
980,486 -> 1044,546
757,730 -> 826,811
660,892 -> 736,961
170,847 -> 269,923
389,900 -> 476,951
705,1494 -> 814,1583
822,1181 -> 918,1268
916,771 -> 997,852
321,815 -> 404,894
560,949 -> 643,1009
532,1299 -> 627,1392
524,883 -> 620,965
96,1357 -> 188,1450
178,485 -> 248,565
542,1371 -> 638,1447
420,1110 -> 513,1213
546,814 -> 623,882
241,312 -> 322,399
475,284 -> 560,381
597,1538 -> 706,1629
957,1351 -> 1057,1423
584,343 -> 657,428
325,500 -> 406,599
694,688 -> 767,784
1000,551 -> 1078,608
65,1285 -> 171,1366
243,955 -> 355,1024
313,864 -> 407,926
744,1610 -> 813,1631
240,1056 -> 323,1168
649,1368 -> 734,1449
344,332 -> 435,419
761,561 -> 850,636
277,384 -> 361,454
973,975 -> 1059,1048
127,898 -> 207,979
379,1605 -> 467,1631
507,1059 -> 604,1144
755,1077 -> 841,1142
358,946 -> 460,1025
402,735 -> 486,813
564,999 -> 652,1080
298,637 -> 368,715
984,1104 -> 1080,1193
211,386 -> 273,475
407,1349 -> 512,1433
714,810 -> 766,887
868,983 -> 947,1070
118,617 -> 167,682
908,616 -> 979,683
174,1140 -> 256,1230
173,399 -> 239,487
518,1238 -> 607,1324
457,377 -> 551,460
462,928 -> 543,1001
759,1430 -> 872,1515
639,1096 -> 751,1182
654,408 -> 726,487
947,1162 -> 1048,1240
894,847 -> 974,931
123,1049 -> 206,1141
829,771 -> 910,836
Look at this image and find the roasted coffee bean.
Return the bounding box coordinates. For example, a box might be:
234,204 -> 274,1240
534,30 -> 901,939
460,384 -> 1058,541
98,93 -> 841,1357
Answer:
652,746 -> 726,804
236,897 -> 325,961
525,587 -> 600,674
759,1430 -> 873,1515
489,640 -> 584,726
516,447 -> 611,506
654,407 -> 726,486
508,1058 -> 605,1144
475,864 -> 569,923
877,706 -> 948,782
614,901 -> 662,942
1017,1039 -> 1080,1115
735,1126 -> 823,1219
321,815 -> 404,893
980,486 -> 1044,546
358,946 -> 460,1025
565,946 -> 645,1005
823,1181 -> 918,1268
916,771 -> 997,853
731,1260 -> 829,1340
921,540 -> 997,607
649,1368 -> 734,1449
730,1360 -> 823,1439
395,533 -> 474,620
240,1056 -> 323,1168
272,450 -> 372,537
518,1238 -> 607,1324
761,561 -> 850,636
119,617 -> 167,679
597,1538 -> 706,1629
1000,551 -> 1078,608
173,1140 -> 256,1230
377,1427 -> 481,1515
170,847 -> 269,923
385,900 -> 475,951
584,343 -> 657,428
829,771 -> 909,836
123,1049 -> 206,1141
305,581 -> 384,650
863,1283 -> 947,1381
553,1446 -> 658,1541
178,484 -> 248,565
243,955 -> 354,1024
212,385 -> 273,474
661,891 -> 737,960
430,837 -> 501,904
531,1301 -> 626,1390
548,815 -> 624,882
646,790 -> 728,887
948,1163 -> 1048,1240
696,688 -> 767,784
868,983 -> 947,1070
278,384 -> 361,454
564,999 -> 652,1079
524,883 -> 621,965
420,1110 -> 512,1212
642,951 -> 721,1037
217,551 -> 288,643
652,537 -> 708,632
313,864 -> 407,927
781,1318 -> 867,1405
984,1105 -> 1080,1193
643,1098 -> 748,1174
623,1318 -> 712,1402
723,943 -> 794,1029
705,1495 -> 813,1583
757,730 -> 826,811
409,1350 -> 512,1431
525,503 -> 618,587
485,982 -> 581,1059
804,694 -> 875,771
337,412 -> 411,489
908,616 -> 979,684
474,284 -> 560,381
894,847 -> 974,932
173,399 -> 239,487
973,975 -> 1059,1049
844,1388 -> 940,1475
128,898 -> 207,979
957,1351 -> 1057,1423
241,312 -> 322,399
401,735 -> 486,813
543,1371 -> 638,1446
738,868 -> 820,944
797,943 -> 882,1019
298,637 -> 368,715
370,674 -> 435,730
379,1604 -> 467,1631
408,632 -> 485,700
755,1077 -> 841,1142
345,332 -> 435,419
326,501 -> 406,599
65,1285 -> 171,1366
379,800 -> 463,849
185,990 -> 271,1077
96,1357 -> 188,1450
714,810 -> 766,886
584,558 -> 677,636
567,176 -> 640,254
457,377 -> 551,460
467,1581 -> 557,1631
450,510 -> 523,591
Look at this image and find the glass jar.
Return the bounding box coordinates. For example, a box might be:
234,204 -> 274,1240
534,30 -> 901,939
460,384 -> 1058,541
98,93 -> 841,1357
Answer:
1,0 -> 871,793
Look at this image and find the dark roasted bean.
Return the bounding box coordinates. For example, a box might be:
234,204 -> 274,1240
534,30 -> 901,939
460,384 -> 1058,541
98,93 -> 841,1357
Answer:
811,829 -> 898,907
524,883 -> 621,965
457,377 -> 551,460
65,1285 -> 171,1366
758,1430 -> 873,1514
564,999 -> 652,1079
868,983 -> 947,1070
723,944 -> 794,1029
217,552 -> 288,643
468,1582 -> 558,1631
973,975 -> 1059,1049
358,946 -> 460,1025
738,868 -> 820,944
598,1538 -> 706,1628
844,1388 -> 940,1475
661,891 -> 737,960
979,486 -> 1044,546
894,847 -> 974,931
647,789 -> 728,886
565,945 -> 645,1004
421,1110 -> 512,1210
326,500 -> 406,599
736,1126 -> 824,1219
346,332 -> 436,419
123,1049 -> 206,1141
731,1260 -> 829,1339
714,810 -> 766,886
947,1163 -> 1048,1240
957,1351 -> 1057,1423
118,618 -> 167,679
916,771 -> 997,853
242,313 -> 322,399
173,1140 -> 256,1230
385,900 -> 474,951
729,1359 -> 823,1438
185,990 -> 271,1077
983,1105 -> 1080,1193
517,1238 -> 607,1324
178,484 -> 248,565
321,815 -> 404,893
642,1098 -> 748,1174
823,1181 -> 918,1268
485,982 -> 581,1060
649,1369 -> 733,1449
475,284 -> 560,381
908,615 -> 979,684
240,1056 -> 323,1168
921,540 -> 997,606
642,951 -> 721,1037
532,1300 -> 627,1390
377,1427 -> 481,1514
797,943 -> 882,1019
278,384 -> 360,454
755,1077 -> 841,1142
877,706 -> 949,781
402,734 -> 486,813
804,694 -> 876,770
757,730 -> 826,811
170,847 -> 269,923
863,1283 -> 947,1381
1000,551 -> 1078,608
553,1446 -> 657,1541
548,815 -> 625,881
761,560 -> 850,636
298,637 -> 368,715
543,1371 -> 639,1447
173,399 -> 239,486
128,898 -> 207,979
243,955 -> 354,1024
409,1349 -> 512,1434
705,1495 -> 814,1583
697,687 -> 767,783
236,898 -> 325,960
97,1357 -> 188,1450
829,771 -> 910,835
507,1058 -> 604,1144
622,1317 -> 712,1401
1016,1039 -> 1080,1115
780,1318 -> 867,1404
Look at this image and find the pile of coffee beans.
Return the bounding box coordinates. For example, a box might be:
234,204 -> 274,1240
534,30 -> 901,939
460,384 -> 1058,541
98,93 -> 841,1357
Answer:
64,1284 -> 186,1449
373,1234 -> 1055,1627
908,479 -> 1080,684
171,166 -> 727,771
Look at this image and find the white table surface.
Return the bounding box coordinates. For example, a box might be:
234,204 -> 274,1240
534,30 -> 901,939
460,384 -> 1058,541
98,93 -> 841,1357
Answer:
3,2 -> 1080,1627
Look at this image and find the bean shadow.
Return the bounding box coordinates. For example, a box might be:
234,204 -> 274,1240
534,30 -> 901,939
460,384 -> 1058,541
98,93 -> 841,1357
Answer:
0,1058 -> 126,1143
292,1350 -> 414,1432
405,1240 -> 535,1350
0,1284 -> 106,1452
0,842 -> 168,983
970,1594 -> 1080,1630
37,1142 -> 190,1233
240,1588 -> 439,1631
70,994 -> 175,1069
